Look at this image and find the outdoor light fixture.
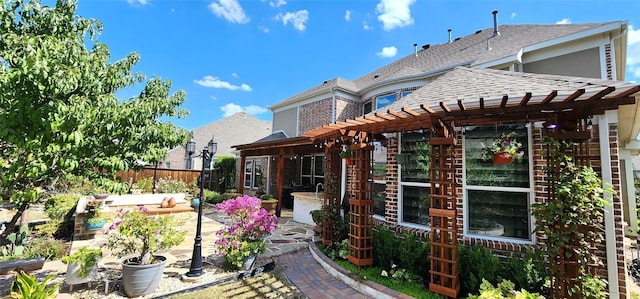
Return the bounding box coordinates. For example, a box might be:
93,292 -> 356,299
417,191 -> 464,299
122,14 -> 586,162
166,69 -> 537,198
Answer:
185,134 -> 217,278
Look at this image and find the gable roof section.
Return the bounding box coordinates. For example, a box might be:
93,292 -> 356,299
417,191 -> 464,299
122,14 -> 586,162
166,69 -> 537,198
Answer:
270,21 -> 625,111
303,67 -> 640,140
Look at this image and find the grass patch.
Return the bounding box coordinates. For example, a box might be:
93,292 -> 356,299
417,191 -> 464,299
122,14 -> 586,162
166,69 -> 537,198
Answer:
318,244 -> 443,299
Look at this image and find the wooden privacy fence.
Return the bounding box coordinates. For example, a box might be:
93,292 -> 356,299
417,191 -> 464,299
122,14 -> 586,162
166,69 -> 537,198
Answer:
116,167 -> 202,186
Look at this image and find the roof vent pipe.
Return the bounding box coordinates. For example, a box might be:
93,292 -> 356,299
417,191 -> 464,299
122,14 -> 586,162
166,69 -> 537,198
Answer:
448,29 -> 452,43
414,43 -> 418,57
492,10 -> 500,37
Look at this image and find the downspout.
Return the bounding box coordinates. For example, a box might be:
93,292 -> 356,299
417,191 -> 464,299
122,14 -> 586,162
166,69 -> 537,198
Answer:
331,87 -> 336,123
597,112 -> 620,298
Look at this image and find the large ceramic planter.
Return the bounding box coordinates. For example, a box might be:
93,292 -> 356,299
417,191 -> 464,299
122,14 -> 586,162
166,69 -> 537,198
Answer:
121,255 -> 167,298
83,218 -> 105,231
0,257 -> 45,275
261,200 -> 277,215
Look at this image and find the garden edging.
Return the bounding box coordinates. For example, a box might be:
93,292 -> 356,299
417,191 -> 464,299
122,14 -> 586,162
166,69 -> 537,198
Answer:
308,242 -> 414,299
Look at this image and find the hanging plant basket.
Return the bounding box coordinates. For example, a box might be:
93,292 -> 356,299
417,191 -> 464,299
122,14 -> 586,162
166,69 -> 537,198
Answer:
493,153 -> 513,165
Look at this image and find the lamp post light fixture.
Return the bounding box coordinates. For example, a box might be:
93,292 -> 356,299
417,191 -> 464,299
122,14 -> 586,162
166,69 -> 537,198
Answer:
185,134 -> 217,278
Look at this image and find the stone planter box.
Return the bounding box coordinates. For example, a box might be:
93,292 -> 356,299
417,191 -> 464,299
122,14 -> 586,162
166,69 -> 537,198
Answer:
0,257 -> 45,275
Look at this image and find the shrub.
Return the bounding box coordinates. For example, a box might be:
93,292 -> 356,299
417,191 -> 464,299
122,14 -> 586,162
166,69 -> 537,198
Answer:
222,189 -> 242,200
25,236 -> 67,260
10,270 -> 59,299
156,176 -> 187,193
44,195 -> 78,220
324,239 -> 349,260
134,177 -> 154,193
459,244 -> 502,296
503,249 -> 549,296
204,189 -> 225,204
467,279 -> 543,299
372,226 -> 430,282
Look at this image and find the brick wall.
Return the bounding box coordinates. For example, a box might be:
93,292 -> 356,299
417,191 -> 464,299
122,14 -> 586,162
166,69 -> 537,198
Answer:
374,122 -> 627,292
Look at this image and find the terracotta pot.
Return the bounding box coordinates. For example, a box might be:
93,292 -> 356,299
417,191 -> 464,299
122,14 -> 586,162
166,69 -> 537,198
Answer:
160,197 -> 169,208
168,197 -> 177,208
493,153 -> 513,164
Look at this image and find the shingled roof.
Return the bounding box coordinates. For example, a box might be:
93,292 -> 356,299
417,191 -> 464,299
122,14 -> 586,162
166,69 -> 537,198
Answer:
302,67 -> 640,139
270,21 -> 625,110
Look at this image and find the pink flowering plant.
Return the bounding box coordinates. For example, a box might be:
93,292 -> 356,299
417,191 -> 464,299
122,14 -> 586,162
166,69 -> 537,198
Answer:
213,195 -> 278,268
481,132 -> 525,161
105,206 -> 185,265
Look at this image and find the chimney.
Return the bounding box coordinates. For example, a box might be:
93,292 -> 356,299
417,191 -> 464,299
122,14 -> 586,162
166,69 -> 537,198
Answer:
448,29 -> 452,43
414,43 -> 418,57
492,10 -> 500,37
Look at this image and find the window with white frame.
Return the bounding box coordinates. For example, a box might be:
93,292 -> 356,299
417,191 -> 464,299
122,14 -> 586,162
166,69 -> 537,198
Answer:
244,160 -> 252,188
464,124 -> 532,241
253,160 -> 262,189
373,141 -> 387,217
399,131 -> 430,227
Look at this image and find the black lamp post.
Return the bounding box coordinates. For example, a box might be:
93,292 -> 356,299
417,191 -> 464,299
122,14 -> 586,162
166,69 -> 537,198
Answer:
185,134 -> 217,278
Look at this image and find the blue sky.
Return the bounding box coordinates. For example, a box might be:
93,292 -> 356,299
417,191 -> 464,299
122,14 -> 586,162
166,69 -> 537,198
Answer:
73,0 -> 640,131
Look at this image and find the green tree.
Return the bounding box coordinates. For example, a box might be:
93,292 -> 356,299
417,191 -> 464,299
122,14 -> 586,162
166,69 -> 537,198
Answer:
0,0 -> 190,239
214,156 -> 236,193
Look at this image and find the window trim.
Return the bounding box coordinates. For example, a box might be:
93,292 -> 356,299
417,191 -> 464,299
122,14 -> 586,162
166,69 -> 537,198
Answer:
462,125 -> 536,244
397,132 -> 431,230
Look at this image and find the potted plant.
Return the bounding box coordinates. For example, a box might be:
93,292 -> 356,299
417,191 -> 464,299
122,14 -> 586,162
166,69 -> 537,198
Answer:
83,198 -> 105,231
259,194 -> 278,215
213,196 -> 278,270
105,206 -> 185,297
10,270 -> 59,299
0,226 -> 46,275
480,132 -> 524,164
340,149 -> 354,165
62,248 -> 102,286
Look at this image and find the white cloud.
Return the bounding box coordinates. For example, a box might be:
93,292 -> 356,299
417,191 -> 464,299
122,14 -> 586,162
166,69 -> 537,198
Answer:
258,25 -> 270,33
510,12 -> 516,19
277,10 -> 309,31
269,0 -> 286,7
377,46 -> 397,58
556,18 -> 572,24
126,0 -> 149,5
209,0 -> 250,24
220,103 -> 269,117
194,76 -> 253,91
376,0 -> 415,31
363,21 -> 371,30
231,73 -> 239,78
345,10 -> 351,21
627,25 -> 640,82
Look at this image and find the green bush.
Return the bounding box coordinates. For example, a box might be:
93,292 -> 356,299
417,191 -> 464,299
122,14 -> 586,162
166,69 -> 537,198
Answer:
25,236 -> 67,260
44,194 -> 77,220
503,249 -> 549,296
41,194 -> 77,240
204,189 -> 225,204
372,226 -> 429,282
459,244 -> 502,297
134,177 -> 154,193
222,189 -> 242,200
156,176 -> 188,193
467,279 -> 543,299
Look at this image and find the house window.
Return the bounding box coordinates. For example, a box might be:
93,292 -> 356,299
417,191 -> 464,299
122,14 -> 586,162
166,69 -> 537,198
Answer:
376,93 -> 396,110
401,91 -> 412,98
399,131 -> 430,227
373,141 -> 387,217
165,162 -> 170,168
363,100 -> 373,115
253,160 -> 262,189
464,124 -> 532,242
301,155 -> 325,187
244,160 -> 252,188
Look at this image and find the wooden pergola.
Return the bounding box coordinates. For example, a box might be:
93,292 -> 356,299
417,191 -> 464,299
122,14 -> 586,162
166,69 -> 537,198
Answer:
236,67 -> 640,298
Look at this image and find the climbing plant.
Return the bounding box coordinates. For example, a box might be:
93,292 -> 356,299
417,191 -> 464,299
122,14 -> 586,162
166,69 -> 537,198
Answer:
532,137 -> 611,298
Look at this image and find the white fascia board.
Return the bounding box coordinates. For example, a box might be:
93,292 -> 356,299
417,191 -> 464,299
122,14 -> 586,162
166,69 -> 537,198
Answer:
525,21 -> 626,53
